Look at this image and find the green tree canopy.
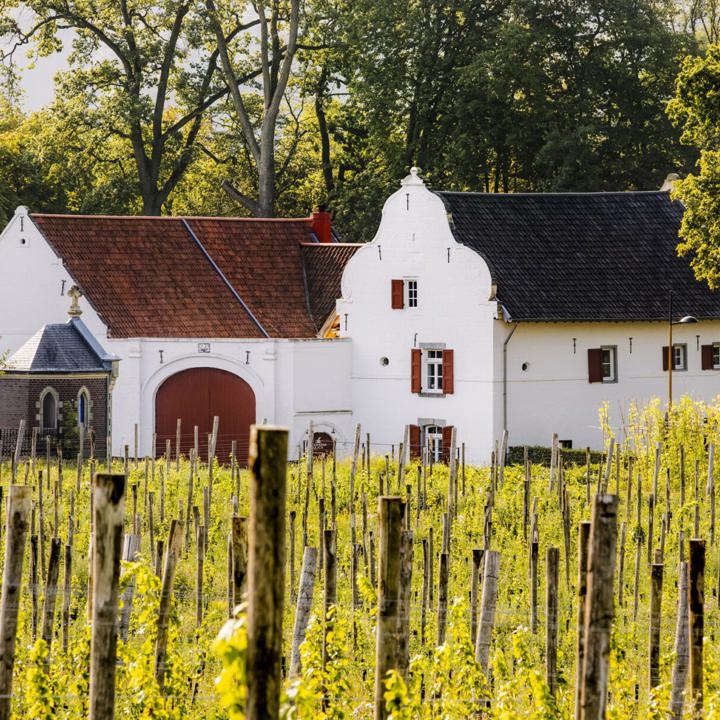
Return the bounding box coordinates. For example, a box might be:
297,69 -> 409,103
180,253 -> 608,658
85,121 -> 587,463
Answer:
668,44 -> 720,289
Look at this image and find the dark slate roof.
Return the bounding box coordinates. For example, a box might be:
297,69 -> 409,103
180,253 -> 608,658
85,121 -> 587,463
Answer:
302,243 -> 361,330
7,317 -> 118,373
435,191 -> 720,321
31,214 -> 360,338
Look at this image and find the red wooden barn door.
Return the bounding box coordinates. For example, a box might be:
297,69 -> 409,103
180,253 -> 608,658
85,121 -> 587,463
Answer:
155,367 -> 256,462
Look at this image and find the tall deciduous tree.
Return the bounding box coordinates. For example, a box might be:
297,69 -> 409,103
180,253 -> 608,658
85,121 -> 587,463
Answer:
206,0 -> 300,217
0,1 -> 259,214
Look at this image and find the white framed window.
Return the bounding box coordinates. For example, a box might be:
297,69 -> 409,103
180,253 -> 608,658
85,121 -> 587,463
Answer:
714,343 -> 720,369
673,344 -> 688,371
425,349 -> 444,393
405,279 -> 418,308
425,425 -> 443,462
601,346 -> 617,383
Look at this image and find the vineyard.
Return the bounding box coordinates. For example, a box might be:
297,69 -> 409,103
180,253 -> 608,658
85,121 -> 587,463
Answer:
0,398 -> 718,718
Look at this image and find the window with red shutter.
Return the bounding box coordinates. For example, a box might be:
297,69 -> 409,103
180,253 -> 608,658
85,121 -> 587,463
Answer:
409,424 -> 421,459
702,344 -> 715,370
587,348 -> 603,383
442,349 -> 454,394
411,349 -> 422,393
391,279 -> 404,309
441,425 -> 453,464
663,345 -> 688,370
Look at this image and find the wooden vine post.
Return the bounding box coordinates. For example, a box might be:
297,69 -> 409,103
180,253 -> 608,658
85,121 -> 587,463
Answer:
689,539 -> 705,719
155,519 -> 184,688
231,516 -> 248,607
475,549 -> 500,675
289,546 -> 318,678
0,485 -> 31,720
246,426 -> 288,720
579,494 -> 618,720
374,496 -> 403,720
574,522 -> 590,720
649,560 -> 664,690
546,546 -> 559,699
89,473 -> 126,720
671,561 -> 690,720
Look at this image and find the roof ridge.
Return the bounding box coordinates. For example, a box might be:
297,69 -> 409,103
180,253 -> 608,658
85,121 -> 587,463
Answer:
434,190 -> 671,198
30,212 -> 315,223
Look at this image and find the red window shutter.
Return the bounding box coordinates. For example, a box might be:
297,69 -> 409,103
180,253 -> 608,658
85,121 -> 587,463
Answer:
702,345 -> 714,370
662,346 -> 669,372
391,279 -> 404,309
411,349 -> 422,393
587,348 -> 603,383
442,425 -> 453,463
409,424 -> 421,459
442,349 -> 454,394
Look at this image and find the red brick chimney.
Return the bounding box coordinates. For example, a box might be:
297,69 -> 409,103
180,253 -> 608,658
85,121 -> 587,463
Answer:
311,205 -> 332,243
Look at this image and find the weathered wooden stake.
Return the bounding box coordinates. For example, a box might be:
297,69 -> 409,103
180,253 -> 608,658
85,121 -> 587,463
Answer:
617,521 -> 627,608
398,530 -> 413,682
323,528 -> 337,670
290,546 -> 317,678
232,516 -> 248,607
470,548 -> 484,643
689,539 -> 705,719
574,522 -> 591,720
374,496 -> 403,720
546,546 -> 559,699
0,486 -> 31,720
530,536 -> 539,634
196,524 -> 205,627
579,495 -> 618,720
89,473 -> 126,720
155,519 -> 183,688
246,426 -> 288,720
670,561 -> 690,720
649,561 -> 664,691
436,552 -> 449,646
41,537 -> 62,666
475,549 -> 500,675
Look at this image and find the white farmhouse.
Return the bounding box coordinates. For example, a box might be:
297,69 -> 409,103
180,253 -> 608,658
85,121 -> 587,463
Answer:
0,169 -> 718,463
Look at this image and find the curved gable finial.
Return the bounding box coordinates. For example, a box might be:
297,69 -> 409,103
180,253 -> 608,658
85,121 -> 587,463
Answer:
401,166 -> 424,187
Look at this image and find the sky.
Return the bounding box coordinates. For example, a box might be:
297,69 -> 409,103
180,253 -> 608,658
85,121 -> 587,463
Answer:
16,52 -> 66,110
2,7 -> 71,111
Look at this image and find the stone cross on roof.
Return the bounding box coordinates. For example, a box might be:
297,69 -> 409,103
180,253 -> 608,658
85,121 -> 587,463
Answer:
67,285 -> 83,317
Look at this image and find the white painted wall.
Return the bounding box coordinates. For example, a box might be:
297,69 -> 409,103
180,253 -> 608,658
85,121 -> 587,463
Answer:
499,319 -> 720,451
0,207 -> 108,355
337,170 -> 498,462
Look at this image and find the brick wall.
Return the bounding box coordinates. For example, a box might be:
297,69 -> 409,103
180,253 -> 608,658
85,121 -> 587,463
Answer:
0,373 -> 109,456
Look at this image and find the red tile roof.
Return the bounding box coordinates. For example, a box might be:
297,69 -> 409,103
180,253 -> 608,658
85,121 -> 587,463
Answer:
31,214 -> 360,339
302,244 -> 360,329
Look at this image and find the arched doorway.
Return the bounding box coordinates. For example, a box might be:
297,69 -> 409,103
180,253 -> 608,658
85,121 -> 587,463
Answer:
155,367 -> 256,462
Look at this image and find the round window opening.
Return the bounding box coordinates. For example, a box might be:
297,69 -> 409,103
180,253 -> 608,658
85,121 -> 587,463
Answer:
380,357 -> 390,366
